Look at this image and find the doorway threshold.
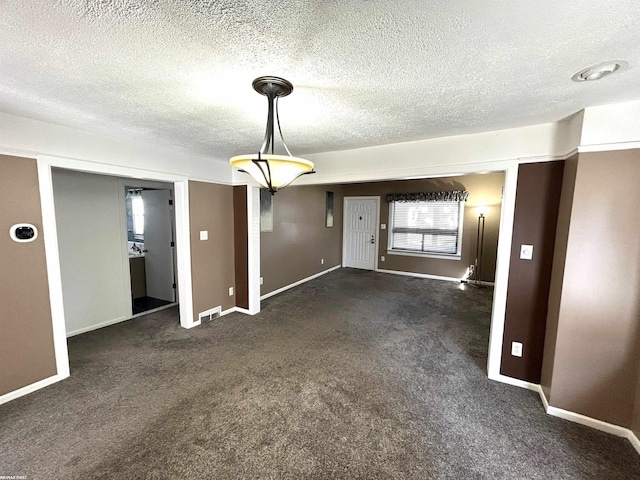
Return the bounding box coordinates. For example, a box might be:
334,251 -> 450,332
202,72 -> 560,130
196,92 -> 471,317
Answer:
131,300 -> 178,318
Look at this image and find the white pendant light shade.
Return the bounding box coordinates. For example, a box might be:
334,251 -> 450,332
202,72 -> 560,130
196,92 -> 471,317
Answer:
229,154 -> 314,191
230,76 -> 315,194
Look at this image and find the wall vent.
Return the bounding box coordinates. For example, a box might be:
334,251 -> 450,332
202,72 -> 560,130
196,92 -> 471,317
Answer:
199,306 -> 222,323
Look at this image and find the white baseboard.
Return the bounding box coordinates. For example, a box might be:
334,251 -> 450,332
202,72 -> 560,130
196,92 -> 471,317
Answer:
375,268 -> 461,283
536,384 -> 640,455
66,315 -> 128,337
66,302 -> 178,337
260,265 -> 341,300
231,307 -> 253,315
131,302 -> 178,319
0,373 -> 68,406
375,268 -> 496,286
488,372 -> 541,392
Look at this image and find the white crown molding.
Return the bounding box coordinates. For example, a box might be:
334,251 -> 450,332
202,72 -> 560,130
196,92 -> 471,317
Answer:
577,141 -> 640,153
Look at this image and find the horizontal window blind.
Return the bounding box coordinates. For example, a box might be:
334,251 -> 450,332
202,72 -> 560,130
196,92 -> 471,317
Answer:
390,201 -> 461,254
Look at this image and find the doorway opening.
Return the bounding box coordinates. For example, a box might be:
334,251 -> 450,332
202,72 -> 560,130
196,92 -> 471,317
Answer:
340,172 -> 506,377
125,186 -> 177,315
51,169 -> 178,337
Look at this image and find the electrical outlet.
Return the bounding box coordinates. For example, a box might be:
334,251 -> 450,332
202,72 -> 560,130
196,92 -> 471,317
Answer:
381,256 -> 385,262
199,230 -> 208,241
511,342 -> 523,357
260,277 -> 264,285
228,287 -> 234,296
321,258 -> 324,265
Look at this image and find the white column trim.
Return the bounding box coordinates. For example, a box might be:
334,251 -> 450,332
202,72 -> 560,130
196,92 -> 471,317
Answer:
36,159 -> 70,380
487,164 -> 519,379
247,186 -> 261,314
174,180 -> 196,328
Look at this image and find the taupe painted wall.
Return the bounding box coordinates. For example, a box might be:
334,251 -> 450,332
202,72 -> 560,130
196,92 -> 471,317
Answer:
189,181 -> 236,318
500,161 -> 564,383
545,150 -> 640,427
261,185 -> 343,295
0,155 -> 57,395
342,173 -> 504,281
541,156 -> 578,399
634,368 -> 640,438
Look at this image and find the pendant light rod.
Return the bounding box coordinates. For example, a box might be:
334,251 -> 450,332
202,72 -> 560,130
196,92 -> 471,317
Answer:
254,77 -> 293,156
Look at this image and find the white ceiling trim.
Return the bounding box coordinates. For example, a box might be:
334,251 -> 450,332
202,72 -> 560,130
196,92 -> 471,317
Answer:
0,112 -> 233,185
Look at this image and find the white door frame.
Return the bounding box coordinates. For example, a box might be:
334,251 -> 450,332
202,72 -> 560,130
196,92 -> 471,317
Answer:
35,154 -> 197,386
342,196 -> 381,271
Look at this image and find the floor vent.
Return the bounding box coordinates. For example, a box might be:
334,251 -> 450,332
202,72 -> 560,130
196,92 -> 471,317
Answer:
199,306 -> 222,323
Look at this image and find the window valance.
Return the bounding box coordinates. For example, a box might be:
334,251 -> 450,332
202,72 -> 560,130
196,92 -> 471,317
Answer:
386,190 -> 469,203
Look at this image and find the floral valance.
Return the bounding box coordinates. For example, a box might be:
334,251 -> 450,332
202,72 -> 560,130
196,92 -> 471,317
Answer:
386,190 -> 469,203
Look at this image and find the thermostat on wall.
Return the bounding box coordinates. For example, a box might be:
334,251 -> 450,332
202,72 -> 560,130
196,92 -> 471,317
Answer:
10,223 -> 38,243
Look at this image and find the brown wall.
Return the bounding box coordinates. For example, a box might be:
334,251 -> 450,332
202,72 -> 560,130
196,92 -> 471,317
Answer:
0,155 -> 57,395
261,185 -> 343,295
541,156 -> 578,398
634,368 -> 640,438
545,150 -> 640,427
189,181 -> 236,319
500,161 -> 565,383
342,173 -> 504,281
233,186 -> 249,309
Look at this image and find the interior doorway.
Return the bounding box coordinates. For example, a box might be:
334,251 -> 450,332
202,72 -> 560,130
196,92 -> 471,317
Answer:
51,169 -> 178,337
125,186 -> 177,315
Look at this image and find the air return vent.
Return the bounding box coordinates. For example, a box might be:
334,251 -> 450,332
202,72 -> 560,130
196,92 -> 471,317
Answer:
199,306 -> 221,323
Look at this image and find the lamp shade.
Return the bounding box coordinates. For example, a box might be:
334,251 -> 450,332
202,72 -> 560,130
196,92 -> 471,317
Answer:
230,154 -> 315,191
476,206 -> 490,217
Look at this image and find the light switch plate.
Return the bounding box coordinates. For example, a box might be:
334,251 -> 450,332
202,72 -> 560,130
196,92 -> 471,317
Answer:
260,277 -> 264,285
200,230 -> 208,241
380,224 -> 386,230
520,244 -> 533,260
228,287 -> 234,296
511,342 -> 523,357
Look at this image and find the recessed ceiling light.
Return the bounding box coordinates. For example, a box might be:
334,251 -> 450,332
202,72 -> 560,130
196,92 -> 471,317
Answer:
571,60 -> 628,82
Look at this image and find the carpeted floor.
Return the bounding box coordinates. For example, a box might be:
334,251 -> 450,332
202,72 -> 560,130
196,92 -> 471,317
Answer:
1,269 -> 639,479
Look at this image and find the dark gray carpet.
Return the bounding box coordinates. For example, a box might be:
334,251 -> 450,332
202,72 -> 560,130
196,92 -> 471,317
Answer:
1,269 -> 639,479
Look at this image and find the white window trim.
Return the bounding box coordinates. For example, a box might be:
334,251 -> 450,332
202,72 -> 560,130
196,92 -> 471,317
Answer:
387,200 -> 464,260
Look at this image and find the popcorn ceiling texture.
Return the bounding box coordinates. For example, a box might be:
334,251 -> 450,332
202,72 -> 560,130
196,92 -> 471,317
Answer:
1,1 -> 639,162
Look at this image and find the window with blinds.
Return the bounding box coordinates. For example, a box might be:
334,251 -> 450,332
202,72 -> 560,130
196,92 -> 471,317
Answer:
389,200 -> 463,256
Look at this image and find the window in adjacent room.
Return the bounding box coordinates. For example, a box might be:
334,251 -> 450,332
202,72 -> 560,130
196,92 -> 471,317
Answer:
388,200 -> 464,259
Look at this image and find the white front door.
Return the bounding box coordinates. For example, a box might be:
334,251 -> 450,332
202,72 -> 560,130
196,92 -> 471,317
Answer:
142,189 -> 175,302
343,197 -> 379,270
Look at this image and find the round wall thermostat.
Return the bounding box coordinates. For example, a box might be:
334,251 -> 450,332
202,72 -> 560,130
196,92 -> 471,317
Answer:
10,223 -> 38,243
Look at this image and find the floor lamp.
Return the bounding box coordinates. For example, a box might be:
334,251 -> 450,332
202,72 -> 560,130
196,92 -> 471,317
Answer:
474,207 -> 489,286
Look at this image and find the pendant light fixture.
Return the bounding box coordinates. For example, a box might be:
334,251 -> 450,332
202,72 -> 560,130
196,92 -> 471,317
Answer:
230,76 -> 315,194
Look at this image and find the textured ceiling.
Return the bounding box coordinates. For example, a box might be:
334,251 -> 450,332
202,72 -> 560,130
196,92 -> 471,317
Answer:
1,1 -> 639,162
